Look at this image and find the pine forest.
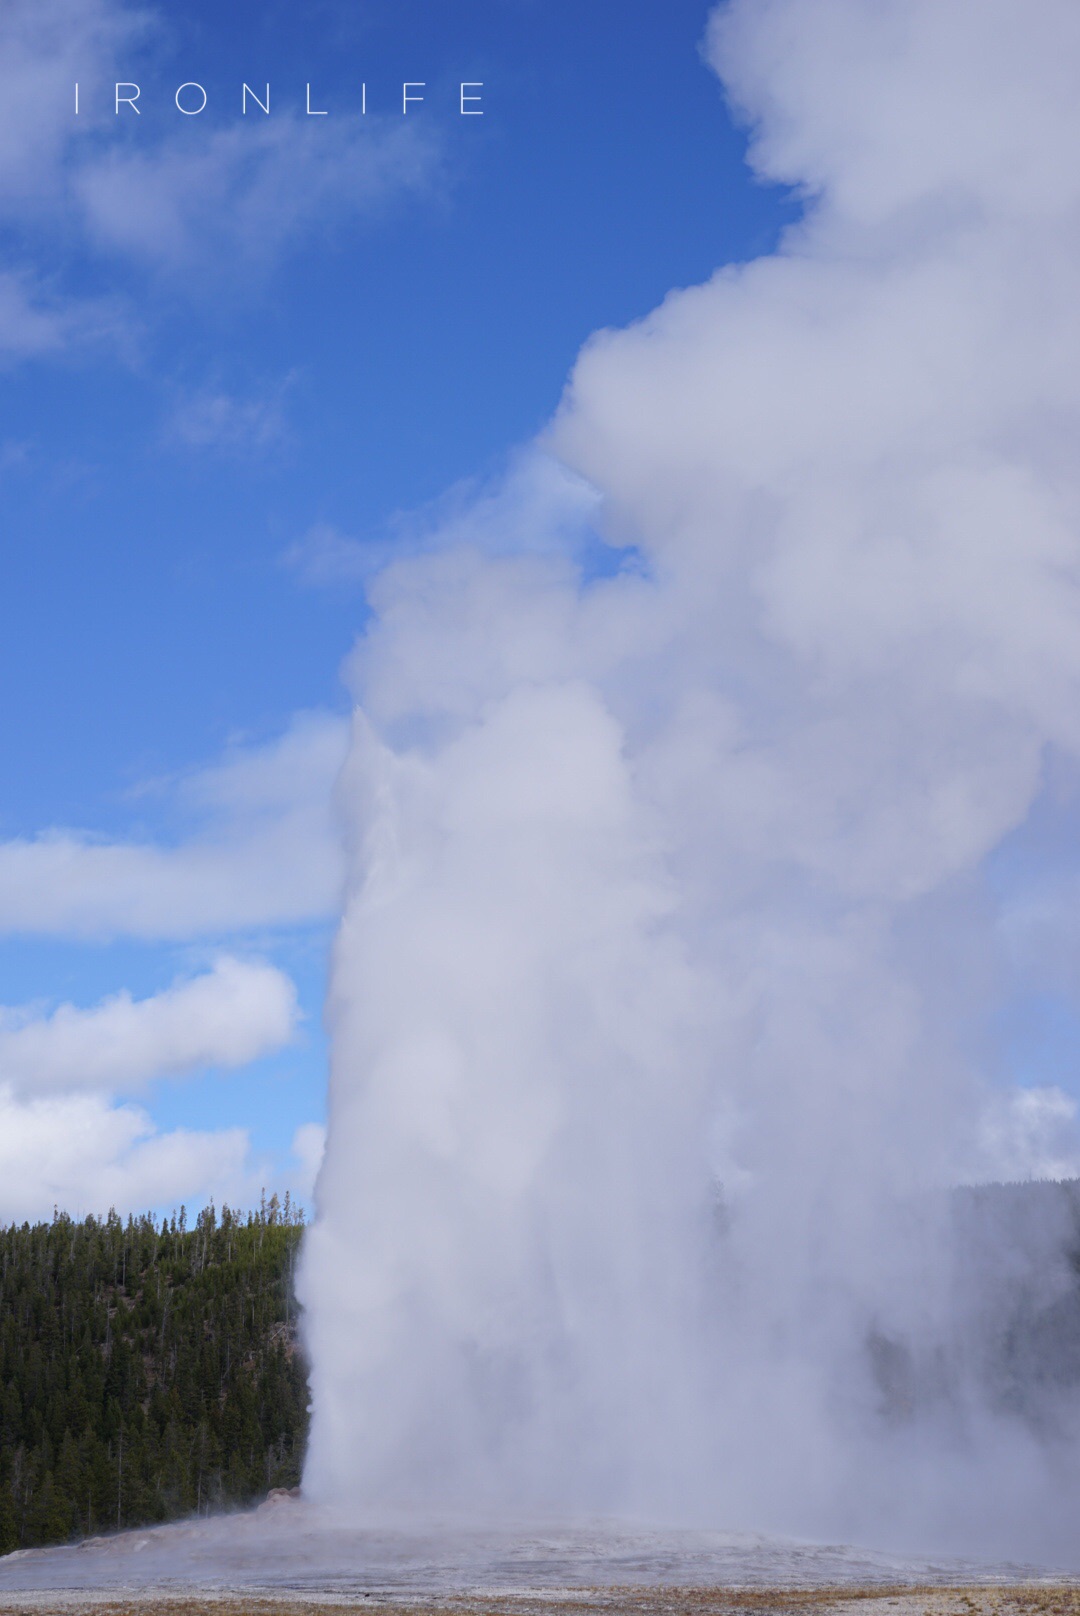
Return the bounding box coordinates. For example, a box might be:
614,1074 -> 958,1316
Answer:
0,1198 -> 309,1553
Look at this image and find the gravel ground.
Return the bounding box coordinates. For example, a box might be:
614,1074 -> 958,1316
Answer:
0,1585 -> 1079,1616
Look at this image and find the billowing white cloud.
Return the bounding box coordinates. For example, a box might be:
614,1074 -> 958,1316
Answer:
0,1084 -> 256,1225
387,453 -> 603,564
0,711 -> 346,939
0,956 -> 297,1095
709,0 -> 1080,226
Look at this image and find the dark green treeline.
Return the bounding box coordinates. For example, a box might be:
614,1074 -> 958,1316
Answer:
0,1196 -> 309,1554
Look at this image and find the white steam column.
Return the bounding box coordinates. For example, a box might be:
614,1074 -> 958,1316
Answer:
300,0 -> 1080,1558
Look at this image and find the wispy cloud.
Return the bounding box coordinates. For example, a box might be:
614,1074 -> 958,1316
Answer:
0,0 -> 444,362
0,711 -> 347,940
75,114 -> 439,277
282,522 -> 370,585
0,0 -> 145,210
0,269 -> 126,365
166,383 -> 291,453
282,456 -> 603,589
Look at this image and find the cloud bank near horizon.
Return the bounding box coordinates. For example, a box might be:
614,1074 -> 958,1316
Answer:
0,714 -> 345,1221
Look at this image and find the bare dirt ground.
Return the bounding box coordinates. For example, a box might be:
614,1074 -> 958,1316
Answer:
1,1585 -> 1079,1616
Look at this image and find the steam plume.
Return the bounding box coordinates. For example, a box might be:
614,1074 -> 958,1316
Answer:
300,0 -> 1080,1560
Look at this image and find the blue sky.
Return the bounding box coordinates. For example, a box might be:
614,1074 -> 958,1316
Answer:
1,0 -> 793,830
0,0 -> 797,1217
5,0 -> 1078,1223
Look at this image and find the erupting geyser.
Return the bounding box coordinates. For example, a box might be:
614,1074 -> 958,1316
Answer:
299,0 -> 1080,1562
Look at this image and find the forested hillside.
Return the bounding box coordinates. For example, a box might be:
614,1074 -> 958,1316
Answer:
0,1198 -> 308,1553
